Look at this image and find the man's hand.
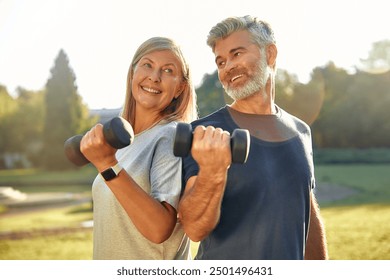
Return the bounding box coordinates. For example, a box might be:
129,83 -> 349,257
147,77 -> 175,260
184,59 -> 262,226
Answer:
191,125 -> 232,173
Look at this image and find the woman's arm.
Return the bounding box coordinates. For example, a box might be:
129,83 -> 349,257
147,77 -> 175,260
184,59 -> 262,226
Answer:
104,171 -> 178,244
81,123 -> 178,244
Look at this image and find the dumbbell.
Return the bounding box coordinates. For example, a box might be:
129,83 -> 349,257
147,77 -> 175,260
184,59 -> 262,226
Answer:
64,117 -> 134,166
173,123 -> 250,164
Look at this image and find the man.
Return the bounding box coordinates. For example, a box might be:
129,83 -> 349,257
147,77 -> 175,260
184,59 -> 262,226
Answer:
178,16 -> 328,260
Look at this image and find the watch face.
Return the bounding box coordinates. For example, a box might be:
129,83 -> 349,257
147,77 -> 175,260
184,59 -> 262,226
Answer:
101,168 -> 117,181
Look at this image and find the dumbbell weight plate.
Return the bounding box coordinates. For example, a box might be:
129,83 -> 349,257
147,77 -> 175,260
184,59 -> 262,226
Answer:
103,117 -> 134,149
231,129 -> 250,164
173,123 -> 193,157
64,135 -> 90,166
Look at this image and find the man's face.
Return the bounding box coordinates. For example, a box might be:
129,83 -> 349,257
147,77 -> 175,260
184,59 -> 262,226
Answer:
214,30 -> 269,100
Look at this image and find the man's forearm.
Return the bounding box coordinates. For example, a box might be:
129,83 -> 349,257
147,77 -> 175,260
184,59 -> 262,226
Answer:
179,170 -> 227,241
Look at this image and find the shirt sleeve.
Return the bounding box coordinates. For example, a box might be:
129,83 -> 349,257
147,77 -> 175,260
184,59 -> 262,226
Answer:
149,124 -> 182,209
182,154 -> 199,185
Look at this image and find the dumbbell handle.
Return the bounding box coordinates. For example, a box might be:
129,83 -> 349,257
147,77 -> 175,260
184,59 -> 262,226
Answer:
64,117 -> 134,166
173,123 -> 250,164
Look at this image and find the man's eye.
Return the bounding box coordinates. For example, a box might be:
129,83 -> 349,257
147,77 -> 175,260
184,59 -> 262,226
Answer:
217,61 -> 225,67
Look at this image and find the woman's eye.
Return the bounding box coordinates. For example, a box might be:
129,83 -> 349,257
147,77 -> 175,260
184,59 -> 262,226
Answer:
143,63 -> 152,68
164,68 -> 173,73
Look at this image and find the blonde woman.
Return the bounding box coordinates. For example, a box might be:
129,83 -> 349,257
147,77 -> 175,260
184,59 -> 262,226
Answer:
80,37 -> 197,259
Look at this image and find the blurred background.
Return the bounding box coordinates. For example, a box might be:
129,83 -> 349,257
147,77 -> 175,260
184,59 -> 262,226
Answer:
0,0 -> 389,259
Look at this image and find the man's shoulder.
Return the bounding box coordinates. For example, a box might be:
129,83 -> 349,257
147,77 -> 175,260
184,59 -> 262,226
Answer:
279,106 -> 311,134
191,107 -> 228,128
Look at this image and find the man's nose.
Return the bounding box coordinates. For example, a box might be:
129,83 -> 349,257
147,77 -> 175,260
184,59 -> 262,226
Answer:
225,59 -> 237,73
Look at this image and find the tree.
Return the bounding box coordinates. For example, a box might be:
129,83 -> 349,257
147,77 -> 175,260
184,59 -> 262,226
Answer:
196,71 -> 233,117
360,40 -> 390,73
11,87 -> 45,166
0,85 -> 18,168
42,49 -> 96,170
275,69 -> 325,126
310,61 -> 390,149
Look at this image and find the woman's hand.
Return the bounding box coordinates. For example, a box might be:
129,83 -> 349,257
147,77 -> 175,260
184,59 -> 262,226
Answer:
80,124 -> 118,171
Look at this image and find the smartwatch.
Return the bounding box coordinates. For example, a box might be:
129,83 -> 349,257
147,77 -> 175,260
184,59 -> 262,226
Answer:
100,162 -> 123,181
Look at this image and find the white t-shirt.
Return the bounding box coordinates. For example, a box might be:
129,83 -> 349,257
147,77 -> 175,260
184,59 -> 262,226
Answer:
92,121 -> 190,260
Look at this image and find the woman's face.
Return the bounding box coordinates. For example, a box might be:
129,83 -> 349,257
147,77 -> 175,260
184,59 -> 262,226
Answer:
131,50 -> 184,116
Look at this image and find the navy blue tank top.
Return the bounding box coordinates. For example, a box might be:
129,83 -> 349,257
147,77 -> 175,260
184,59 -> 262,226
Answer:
183,106 -> 314,259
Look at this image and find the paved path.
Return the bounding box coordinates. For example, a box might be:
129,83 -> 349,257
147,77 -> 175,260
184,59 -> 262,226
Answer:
0,192 -> 91,217
315,183 -> 359,203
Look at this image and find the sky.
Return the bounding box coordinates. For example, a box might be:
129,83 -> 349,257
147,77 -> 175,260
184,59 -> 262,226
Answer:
0,0 -> 389,109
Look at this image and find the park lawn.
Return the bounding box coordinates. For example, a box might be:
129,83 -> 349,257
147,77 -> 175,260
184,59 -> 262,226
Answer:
0,203 -> 93,260
0,231 -> 93,260
314,164 -> 390,259
0,203 -> 93,233
0,166 -> 97,192
321,204 -> 390,260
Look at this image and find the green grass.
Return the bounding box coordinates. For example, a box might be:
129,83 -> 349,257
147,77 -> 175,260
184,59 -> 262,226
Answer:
0,168 -> 95,260
0,231 -> 93,260
0,203 -> 93,232
321,204 -> 390,260
314,164 -> 390,260
0,165 -> 97,187
0,203 -> 93,260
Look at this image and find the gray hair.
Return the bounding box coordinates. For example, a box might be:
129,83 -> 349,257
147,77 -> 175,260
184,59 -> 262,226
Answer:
207,15 -> 276,52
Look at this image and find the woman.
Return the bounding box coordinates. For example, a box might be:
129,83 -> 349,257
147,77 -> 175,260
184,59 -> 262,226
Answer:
80,37 -> 197,259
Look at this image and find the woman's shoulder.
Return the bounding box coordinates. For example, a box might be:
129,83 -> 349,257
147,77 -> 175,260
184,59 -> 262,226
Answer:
146,121 -> 179,142
156,121 -> 178,134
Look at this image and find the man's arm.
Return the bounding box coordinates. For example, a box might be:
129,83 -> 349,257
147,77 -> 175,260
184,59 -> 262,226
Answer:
178,125 -> 231,242
305,192 -> 329,259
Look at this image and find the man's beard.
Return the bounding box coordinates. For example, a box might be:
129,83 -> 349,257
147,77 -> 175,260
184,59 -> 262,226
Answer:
223,55 -> 270,101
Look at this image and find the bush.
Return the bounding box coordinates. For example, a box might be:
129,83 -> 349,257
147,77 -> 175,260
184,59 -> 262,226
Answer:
314,148 -> 390,164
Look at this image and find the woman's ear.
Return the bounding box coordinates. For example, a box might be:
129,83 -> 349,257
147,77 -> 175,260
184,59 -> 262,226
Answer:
175,82 -> 186,99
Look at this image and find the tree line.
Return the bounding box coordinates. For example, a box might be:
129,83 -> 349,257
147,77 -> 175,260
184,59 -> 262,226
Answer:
0,50 -> 96,170
0,40 -> 389,170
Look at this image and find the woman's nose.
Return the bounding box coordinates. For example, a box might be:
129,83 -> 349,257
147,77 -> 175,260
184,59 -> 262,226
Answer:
149,69 -> 161,83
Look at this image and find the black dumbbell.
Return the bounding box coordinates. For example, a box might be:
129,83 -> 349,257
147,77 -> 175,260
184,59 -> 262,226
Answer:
173,123 -> 250,164
64,117 -> 134,166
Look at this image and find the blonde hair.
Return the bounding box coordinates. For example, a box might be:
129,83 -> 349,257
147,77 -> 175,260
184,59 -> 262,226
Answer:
121,37 -> 197,125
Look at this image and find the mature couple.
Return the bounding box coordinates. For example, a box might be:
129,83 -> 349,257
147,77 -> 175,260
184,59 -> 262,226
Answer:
80,15 -> 328,260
